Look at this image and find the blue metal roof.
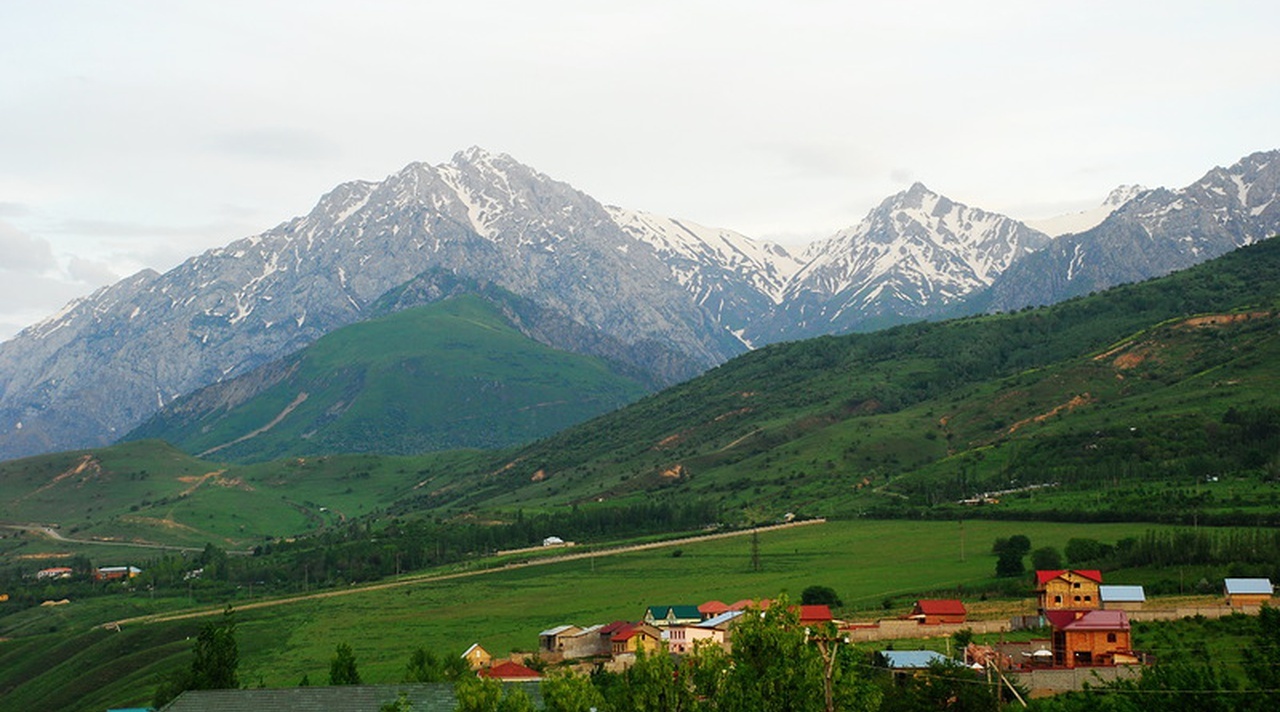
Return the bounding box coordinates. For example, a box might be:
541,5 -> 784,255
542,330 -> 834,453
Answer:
880,650 -> 951,669
1099,584 -> 1146,602
1225,578 -> 1273,595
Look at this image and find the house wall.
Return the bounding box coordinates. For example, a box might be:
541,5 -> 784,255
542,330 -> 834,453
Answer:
1039,575 -> 1100,611
1059,630 -> 1132,668
1101,600 -> 1143,612
1228,593 -> 1272,608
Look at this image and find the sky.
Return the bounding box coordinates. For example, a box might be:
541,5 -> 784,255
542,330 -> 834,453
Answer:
2,1 -> 1278,340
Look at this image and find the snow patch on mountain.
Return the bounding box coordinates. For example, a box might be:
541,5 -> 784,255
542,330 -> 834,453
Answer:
1024,184 -> 1147,237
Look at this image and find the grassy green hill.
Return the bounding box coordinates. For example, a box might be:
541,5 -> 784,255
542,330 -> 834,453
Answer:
404,236 -> 1280,523
125,295 -> 649,462
5,239 -> 1280,555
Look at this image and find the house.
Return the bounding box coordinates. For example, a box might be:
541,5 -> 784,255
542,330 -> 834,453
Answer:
906,599 -> 967,625
798,604 -> 834,626
699,600 -> 730,619
561,624 -> 609,658
643,604 -> 702,627
538,624 -> 582,655
159,684 -> 474,711
478,660 -> 542,682
461,643 -> 491,669
542,536 -> 565,547
610,623 -> 663,656
1099,585 -> 1146,611
1224,578 -> 1273,608
1044,609 -> 1135,668
1035,570 -> 1103,612
94,566 -> 142,582
36,567 -> 74,580
667,610 -> 746,654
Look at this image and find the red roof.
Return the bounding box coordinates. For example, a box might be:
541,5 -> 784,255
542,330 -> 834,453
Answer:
599,620 -> 632,635
700,600 -> 729,615
478,661 -> 541,680
1035,569 -> 1103,586
797,605 -> 833,623
1044,609 -> 1129,632
913,599 -> 967,616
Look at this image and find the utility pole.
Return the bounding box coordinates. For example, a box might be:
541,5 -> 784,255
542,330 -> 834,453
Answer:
750,530 -> 761,573
810,629 -> 844,712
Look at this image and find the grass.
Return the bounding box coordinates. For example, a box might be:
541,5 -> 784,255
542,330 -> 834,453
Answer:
0,518 -> 1198,710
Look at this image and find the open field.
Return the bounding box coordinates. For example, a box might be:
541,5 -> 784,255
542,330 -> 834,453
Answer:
0,517 -> 1199,711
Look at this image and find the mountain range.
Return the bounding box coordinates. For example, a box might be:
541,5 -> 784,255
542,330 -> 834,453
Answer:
0,147 -> 1277,462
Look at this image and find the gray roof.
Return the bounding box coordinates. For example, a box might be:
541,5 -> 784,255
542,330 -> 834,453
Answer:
697,610 -> 746,628
538,624 -> 578,637
1225,578 -> 1273,595
880,650 -> 951,669
161,684 -> 469,712
1099,585 -> 1146,602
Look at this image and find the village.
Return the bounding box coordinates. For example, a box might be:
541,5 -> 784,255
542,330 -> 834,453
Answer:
460,570 -> 1276,696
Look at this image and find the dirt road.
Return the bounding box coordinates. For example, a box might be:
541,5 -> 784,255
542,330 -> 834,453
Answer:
102,518 -> 826,628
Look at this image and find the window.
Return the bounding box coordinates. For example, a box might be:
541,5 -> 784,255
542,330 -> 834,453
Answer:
1073,582 -> 1081,588
1106,633 -> 1117,643
1054,595 -> 1062,603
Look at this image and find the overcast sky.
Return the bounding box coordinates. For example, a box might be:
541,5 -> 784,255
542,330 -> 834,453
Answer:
2,1 -> 1278,339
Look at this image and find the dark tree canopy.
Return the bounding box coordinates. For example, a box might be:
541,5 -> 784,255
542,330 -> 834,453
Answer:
801,585 -> 844,607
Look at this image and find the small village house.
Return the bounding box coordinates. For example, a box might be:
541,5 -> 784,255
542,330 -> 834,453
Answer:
93,566 -> 142,582
1035,570 -> 1103,612
1099,585 -> 1146,611
538,624 -> 581,656
905,599 -> 967,625
1045,609 -> 1136,668
643,604 -> 702,627
560,624 -> 609,659
1224,578 -> 1273,608
610,623 -> 663,656
478,660 -> 542,682
797,604 -> 835,626
667,610 -> 745,654
461,643 -> 491,669
36,567 -> 74,580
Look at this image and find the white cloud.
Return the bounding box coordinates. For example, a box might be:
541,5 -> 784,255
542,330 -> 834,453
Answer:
0,0 -> 1276,337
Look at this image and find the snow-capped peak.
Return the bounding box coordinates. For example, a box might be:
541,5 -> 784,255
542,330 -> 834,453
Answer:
1023,184 -> 1147,238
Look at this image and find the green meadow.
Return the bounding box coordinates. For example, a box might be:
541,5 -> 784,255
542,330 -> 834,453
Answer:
1,518 -> 1186,711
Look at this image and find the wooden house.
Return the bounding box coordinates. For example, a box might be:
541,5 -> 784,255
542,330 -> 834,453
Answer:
1224,578 -> 1273,608
461,643 -> 491,669
906,599 -> 967,625
1044,609 -> 1134,668
1035,570 -> 1103,612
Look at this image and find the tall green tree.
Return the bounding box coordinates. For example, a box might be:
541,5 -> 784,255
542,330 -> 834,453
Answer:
190,606 -> 239,690
329,643 -> 362,685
